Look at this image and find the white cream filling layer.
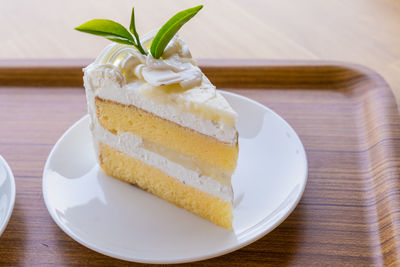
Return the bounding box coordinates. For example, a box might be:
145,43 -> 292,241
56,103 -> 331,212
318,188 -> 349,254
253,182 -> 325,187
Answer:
83,64 -> 237,144
92,123 -> 233,203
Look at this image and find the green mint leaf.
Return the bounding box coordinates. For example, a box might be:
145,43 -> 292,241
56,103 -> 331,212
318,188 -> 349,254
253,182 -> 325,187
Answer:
150,5 -> 203,59
129,7 -> 147,55
75,19 -> 135,46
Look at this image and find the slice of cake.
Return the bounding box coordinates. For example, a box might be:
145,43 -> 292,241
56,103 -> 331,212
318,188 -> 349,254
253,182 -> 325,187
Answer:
78,6 -> 238,229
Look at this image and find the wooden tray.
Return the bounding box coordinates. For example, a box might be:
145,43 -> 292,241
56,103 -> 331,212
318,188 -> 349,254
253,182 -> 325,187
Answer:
0,59 -> 399,266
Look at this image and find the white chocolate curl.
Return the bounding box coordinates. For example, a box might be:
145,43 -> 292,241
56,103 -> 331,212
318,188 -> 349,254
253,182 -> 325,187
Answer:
95,34 -> 203,90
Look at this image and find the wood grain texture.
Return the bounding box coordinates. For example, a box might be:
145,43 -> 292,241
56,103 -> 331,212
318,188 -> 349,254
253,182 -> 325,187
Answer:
0,60 -> 399,266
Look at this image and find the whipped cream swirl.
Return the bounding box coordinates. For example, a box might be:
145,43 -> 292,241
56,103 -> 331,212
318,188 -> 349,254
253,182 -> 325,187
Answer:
95,34 -> 203,89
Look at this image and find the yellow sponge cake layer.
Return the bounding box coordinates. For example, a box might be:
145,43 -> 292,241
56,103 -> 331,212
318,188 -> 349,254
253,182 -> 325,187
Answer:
99,142 -> 233,229
95,97 -> 238,172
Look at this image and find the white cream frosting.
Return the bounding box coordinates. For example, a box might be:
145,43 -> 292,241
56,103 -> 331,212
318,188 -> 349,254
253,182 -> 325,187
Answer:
95,32 -> 202,90
92,123 -> 233,202
83,32 -> 238,144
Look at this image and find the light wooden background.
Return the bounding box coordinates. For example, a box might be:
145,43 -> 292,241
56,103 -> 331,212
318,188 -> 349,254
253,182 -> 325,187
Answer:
1,0 -> 400,106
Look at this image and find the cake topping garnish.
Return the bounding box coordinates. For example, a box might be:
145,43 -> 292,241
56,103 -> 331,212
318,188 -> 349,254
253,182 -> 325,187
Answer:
75,5 -> 203,59
77,6 -> 205,90
150,5 -> 203,59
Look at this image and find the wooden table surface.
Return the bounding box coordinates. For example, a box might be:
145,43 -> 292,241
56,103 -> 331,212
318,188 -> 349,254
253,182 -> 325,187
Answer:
1,0 -> 400,107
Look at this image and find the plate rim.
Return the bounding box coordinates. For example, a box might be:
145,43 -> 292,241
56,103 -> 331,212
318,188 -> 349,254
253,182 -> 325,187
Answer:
42,90 -> 308,264
0,155 -> 16,237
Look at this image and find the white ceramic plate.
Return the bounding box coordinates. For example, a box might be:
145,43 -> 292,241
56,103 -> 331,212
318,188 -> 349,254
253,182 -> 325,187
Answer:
42,91 -> 307,263
0,155 -> 16,237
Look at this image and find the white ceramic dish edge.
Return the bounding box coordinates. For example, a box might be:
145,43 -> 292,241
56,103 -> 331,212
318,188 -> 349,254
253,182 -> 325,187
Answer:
0,155 -> 16,237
